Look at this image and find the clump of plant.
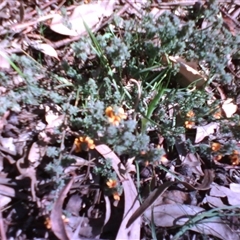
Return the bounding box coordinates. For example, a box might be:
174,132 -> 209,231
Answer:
1,1 -> 240,238
69,0 -> 238,154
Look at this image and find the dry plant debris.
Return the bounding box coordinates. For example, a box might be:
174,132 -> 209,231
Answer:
0,0 -> 240,239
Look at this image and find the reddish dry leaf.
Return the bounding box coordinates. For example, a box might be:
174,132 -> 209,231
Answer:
223,16 -> 236,36
19,0 -> 25,22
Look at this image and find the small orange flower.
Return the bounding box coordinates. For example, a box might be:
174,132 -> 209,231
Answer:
44,217 -> 51,229
186,110 -> 195,118
61,215 -> 69,223
230,150 -> 240,165
113,192 -> 120,201
74,136 -> 95,152
211,142 -> 221,152
106,179 -> 118,188
160,155 -> 168,165
185,121 -> 195,129
44,215 -> 69,229
213,111 -> 222,119
105,106 -> 127,126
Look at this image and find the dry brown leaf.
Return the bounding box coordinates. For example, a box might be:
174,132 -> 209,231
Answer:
44,104 -> 62,125
145,204 -> 203,227
0,111 -> 9,132
150,7 -> 166,19
123,157 -> 136,175
39,105 -> 65,143
168,56 -> 206,88
65,194 -> 82,217
0,184 -> 28,199
50,1 -> 115,36
28,141 -> 47,163
103,194 -> 111,225
202,195 -> 226,208
19,0 -> 25,22
0,158 -> 3,173
182,153 -> 204,176
145,204 -> 239,239
222,98 -> 237,118
30,42 -> 59,60
0,136 -> 16,155
162,190 -> 190,205
210,183 -> 240,205
195,122 -> 219,143
0,194 -> 9,239
12,75 -> 24,86
0,50 -> 10,69
65,194 -> 105,238
95,144 -> 140,240
50,178 -> 74,240
46,116 -> 64,130
0,194 -> 11,209
67,216 -> 92,238
223,16 -> 236,36
165,165 -> 176,181
126,181 -> 175,228
229,183 -> 240,193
